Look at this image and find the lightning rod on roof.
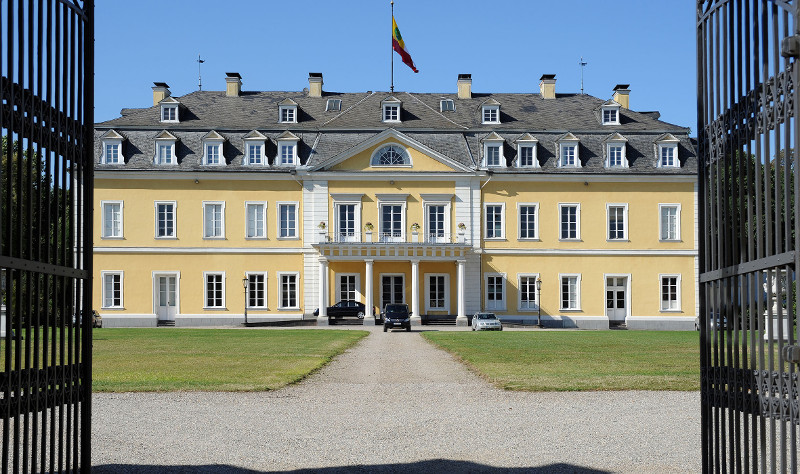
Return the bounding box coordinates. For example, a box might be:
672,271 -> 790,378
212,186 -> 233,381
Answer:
197,55 -> 205,91
579,56 -> 587,95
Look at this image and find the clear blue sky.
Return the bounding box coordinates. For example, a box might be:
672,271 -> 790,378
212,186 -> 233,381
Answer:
96,0 -> 697,131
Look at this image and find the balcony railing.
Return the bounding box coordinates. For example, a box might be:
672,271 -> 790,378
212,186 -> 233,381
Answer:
316,230 -> 468,245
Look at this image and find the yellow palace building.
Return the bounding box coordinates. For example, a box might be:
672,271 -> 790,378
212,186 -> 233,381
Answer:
93,73 -> 697,330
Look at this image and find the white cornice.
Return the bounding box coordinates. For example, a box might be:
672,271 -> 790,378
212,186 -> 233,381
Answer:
482,248 -> 697,256
95,246 -> 312,254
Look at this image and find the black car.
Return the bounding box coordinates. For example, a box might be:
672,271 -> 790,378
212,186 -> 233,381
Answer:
383,303 -> 411,332
313,300 -> 374,324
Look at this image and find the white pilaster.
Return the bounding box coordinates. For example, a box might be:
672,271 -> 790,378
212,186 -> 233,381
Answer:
317,258 -> 329,325
410,259 -> 421,326
363,259 -> 375,326
456,259 -> 468,326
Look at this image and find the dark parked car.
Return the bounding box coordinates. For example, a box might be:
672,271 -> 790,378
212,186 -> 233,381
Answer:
383,303 -> 411,332
313,300 -> 374,324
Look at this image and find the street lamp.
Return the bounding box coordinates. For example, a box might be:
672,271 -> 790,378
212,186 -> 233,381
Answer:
536,277 -> 543,328
242,276 -> 249,325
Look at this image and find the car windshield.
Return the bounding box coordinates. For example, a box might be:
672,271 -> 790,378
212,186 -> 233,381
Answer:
385,304 -> 408,315
477,313 -> 496,320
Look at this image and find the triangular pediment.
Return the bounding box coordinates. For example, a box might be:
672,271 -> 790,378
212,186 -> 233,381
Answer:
601,99 -> 621,108
481,131 -> 504,142
556,132 -> 579,142
159,96 -> 180,105
277,130 -> 300,141
243,130 -> 267,140
154,130 -> 177,140
604,132 -> 627,143
279,98 -> 298,106
202,130 -> 225,141
482,98 -> 501,106
654,132 -> 679,143
382,95 -> 401,104
101,129 -> 124,140
515,132 -> 538,143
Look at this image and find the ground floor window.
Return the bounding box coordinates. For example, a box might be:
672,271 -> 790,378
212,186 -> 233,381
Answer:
485,273 -> 506,311
279,273 -> 299,309
102,271 -> 123,308
204,272 -> 225,308
518,274 -> 539,311
426,274 -> 448,312
660,275 -> 681,311
247,273 -> 266,308
338,274 -> 359,302
560,274 -> 580,310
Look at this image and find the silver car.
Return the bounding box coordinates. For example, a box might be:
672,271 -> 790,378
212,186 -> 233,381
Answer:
472,312 -> 502,331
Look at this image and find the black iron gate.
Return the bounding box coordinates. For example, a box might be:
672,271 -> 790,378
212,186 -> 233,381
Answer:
698,0 -> 799,472
0,0 -> 94,472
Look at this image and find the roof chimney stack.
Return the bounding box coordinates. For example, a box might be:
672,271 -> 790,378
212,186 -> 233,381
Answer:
308,72 -> 323,97
539,74 -> 556,99
225,72 -> 242,97
613,84 -> 630,109
152,82 -> 170,106
457,74 -> 472,99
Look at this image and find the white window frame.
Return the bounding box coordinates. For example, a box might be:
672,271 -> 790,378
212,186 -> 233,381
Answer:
558,142 -> 580,168
605,142 -> 628,168
656,139 -> 680,168
245,201 -> 268,239
558,203 -> 581,241
606,203 -> 629,241
440,99 -> 455,112
482,141 -> 504,168
332,196 -> 363,243
659,274 -> 682,312
482,105 -> 500,124
517,202 -> 539,240
424,273 -> 450,313
203,271 -> 226,309
602,106 -> 620,125
277,272 -> 300,310
517,273 -> 540,312
382,103 -> 400,123
101,200 -> 123,239
484,202 -> 505,240
101,139 -> 122,164
276,140 -> 297,166
484,272 -> 507,311
245,271 -> 268,309
326,99 -> 342,111
202,139 -> 224,166
516,143 -> 538,168
101,271 -> 124,309
370,143 -> 412,167
154,139 -> 176,165
277,201 -> 299,240
160,104 -> 178,123
154,200 -> 177,239
202,201 -> 226,239
243,139 -> 266,166
337,273 -> 362,303
377,198 -> 407,242
279,105 -> 297,124
421,195 -> 452,244
658,203 -> 682,241
559,273 -> 582,311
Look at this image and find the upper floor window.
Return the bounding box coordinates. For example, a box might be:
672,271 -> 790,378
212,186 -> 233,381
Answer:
559,203 -> 580,240
484,203 -> 505,239
518,203 -> 539,240
159,97 -> 180,123
278,202 -> 298,239
481,132 -> 505,168
155,201 -> 176,238
660,146 -> 677,167
515,133 -> 539,168
331,193 -> 364,243
101,201 -> 123,239
246,202 -> 267,239
280,106 -> 297,123
440,99 -> 455,112
604,133 -> 628,168
202,131 -> 225,166
607,204 -> 628,241
655,133 -> 680,168
482,100 -> 501,124
203,201 -> 225,239
659,204 -> 681,241
242,130 -> 267,166
557,133 -> 580,168
276,131 -> 300,167
100,130 -> 124,164
153,130 -> 177,165
382,96 -> 402,123
371,144 -> 411,166
603,109 -> 617,124
326,99 -> 342,111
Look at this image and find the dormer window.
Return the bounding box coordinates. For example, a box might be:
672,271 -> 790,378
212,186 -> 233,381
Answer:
153,130 -> 177,165
600,100 -> 621,125
100,130 -> 124,164
604,133 -> 628,168
481,132 -> 505,168
278,99 -> 298,123
383,104 -> 399,122
201,131 -> 225,166
515,133 -> 539,168
557,132 -> 581,168
440,99 -> 455,112
326,99 -> 342,111
482,100 -> 501,124
370,144 -> 411,166
655,133 -> 680,168
276,131 -> 299,167
159,97 -> 180,123
242,130 -> 267,166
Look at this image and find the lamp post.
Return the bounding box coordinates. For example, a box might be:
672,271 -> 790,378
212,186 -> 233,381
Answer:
242,276 -> 249,325
536,277 -> 543,328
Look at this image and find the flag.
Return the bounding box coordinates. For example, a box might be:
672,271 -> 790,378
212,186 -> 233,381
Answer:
392,16 -> 418,73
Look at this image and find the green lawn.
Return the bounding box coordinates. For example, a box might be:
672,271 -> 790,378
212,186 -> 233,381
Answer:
92,329 -> 368,392
422,330 -> 700,391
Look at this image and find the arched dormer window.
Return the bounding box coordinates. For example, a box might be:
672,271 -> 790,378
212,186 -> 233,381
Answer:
370,144 -> 411,166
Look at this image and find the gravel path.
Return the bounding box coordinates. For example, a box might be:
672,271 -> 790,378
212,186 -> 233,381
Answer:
93,327 -> 701,473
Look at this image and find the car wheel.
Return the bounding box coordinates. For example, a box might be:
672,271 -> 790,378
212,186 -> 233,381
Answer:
357,311 -> 364,319
406,325 -> 411,332
472,326 -> 475,331
383,326 -> 388,332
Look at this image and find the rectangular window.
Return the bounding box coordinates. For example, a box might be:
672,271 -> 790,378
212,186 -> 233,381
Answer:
157,144 -> 173,164
607,204 -> 627,240
203,202 -> 225,238
426,205 -> 446,242
519,204 -> 538,239
659,204 -> 680,241
660,146 -> 676,167
278,203 -> 297,238
380,204 -> 403,241
280,144 -> 295,165
205,144 -> 220,165
279,273 -> 299,309
427,275 -> 446,311
485,145 -> 501,167
105,143 -> 120,163
326,99 -> 341,111
485,204 -> 504,239
559,204 -> 579,240
485,273 -> 506,310
560,274 -> 580,310
518,274 -> 539,311
603,109 -> 617,124
483,107 -> 498,123
280,107 -> 296,123
519,146 -> 534,167
338,274 -> 358,302
102,272 -> 123,308
440,99 -> 455,112
162,106 -> 176,122
560,144 -> 577,166
205,273 -> 225,308
155,202 -> 175,238
102,201 -> 123,238
336,204 -> 356,241
660,275 -> 680,311
383,105 -> 399,122
246,202 -> 266,238
247,144 -> 262,165
247,273 -> 266,309
608,145 -> 623,167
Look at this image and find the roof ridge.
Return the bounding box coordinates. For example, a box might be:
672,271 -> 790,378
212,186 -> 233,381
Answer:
404,92 -> 468,130
321,92 -> 377,127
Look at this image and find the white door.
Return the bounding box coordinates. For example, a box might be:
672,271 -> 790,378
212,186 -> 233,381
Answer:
427,205 -> 447,243
156,275 -> 177,320
606,277 -> 627,321
338,274 -> 359,302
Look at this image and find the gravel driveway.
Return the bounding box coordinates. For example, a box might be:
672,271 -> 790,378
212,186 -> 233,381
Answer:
93,327 -> 701,473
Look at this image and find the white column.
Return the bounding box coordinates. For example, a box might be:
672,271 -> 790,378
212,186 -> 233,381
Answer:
455,259 -> 468,326
317,258 -> 329,325
363,259 -> 375,326
410,259 -> 421,326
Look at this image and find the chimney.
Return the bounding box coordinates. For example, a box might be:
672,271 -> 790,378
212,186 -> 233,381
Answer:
152,82 -> 170,106
613,84 -> 630,109
225,72 -> 242,97
457,74 -> 472,99
308,72 -> 323,97
539,74 -> 556,99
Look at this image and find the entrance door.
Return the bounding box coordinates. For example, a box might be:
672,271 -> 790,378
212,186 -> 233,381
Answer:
338,274 -> 359,302
156,275 -> 177,320
605,277 -> 626,322
380,275 -> 404,309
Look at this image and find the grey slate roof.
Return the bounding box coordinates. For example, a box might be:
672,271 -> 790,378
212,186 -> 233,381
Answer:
95,88 -> 696,175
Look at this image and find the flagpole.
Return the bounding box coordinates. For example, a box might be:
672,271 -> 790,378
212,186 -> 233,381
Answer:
390,0 -> 394,93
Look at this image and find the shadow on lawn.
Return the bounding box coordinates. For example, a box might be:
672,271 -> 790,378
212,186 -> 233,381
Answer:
93,460 -> 610,473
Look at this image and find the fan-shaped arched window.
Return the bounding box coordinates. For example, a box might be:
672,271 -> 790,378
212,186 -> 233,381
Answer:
371,144 -> 411,166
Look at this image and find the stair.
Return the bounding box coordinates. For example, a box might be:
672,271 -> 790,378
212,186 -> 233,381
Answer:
157,320 -> 175,327
328,318 -> 364,326
609,321 -> 627,330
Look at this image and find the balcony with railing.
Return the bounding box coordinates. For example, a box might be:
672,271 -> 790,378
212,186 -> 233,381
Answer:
316,230 -> 468,245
